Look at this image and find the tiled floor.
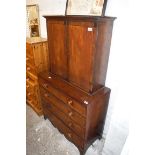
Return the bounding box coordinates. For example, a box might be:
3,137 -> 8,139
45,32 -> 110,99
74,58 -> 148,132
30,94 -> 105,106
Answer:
26,105 -> 128,155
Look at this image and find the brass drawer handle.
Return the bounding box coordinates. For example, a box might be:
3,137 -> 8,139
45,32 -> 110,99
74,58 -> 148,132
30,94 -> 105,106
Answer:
68,133 -> 72,138
68,123 -> 73,127
27,93 -> 31,96
43,83 -> 48,88
68,100 -> 73,106
27,67 -> 30,71
68,112 -> 73,117
44,93 -> 50,97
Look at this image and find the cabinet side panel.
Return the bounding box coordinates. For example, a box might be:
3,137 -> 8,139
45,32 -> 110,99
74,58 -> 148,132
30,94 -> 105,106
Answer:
93,21 -> 114,90
85,88 -> 111,143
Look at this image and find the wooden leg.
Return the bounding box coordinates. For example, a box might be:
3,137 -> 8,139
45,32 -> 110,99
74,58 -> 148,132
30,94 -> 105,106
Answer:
44,115 -> 47,120
79,149 -> 86,155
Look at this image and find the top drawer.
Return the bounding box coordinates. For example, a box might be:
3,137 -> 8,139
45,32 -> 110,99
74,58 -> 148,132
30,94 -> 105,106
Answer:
39,77 -> 86,117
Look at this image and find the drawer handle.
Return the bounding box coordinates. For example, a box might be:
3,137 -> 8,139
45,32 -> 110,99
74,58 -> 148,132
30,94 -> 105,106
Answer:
68,133 -> 72,138
68,112 -> 73,117
27,67 -> 30,71
43,83 -> 48,88
27,93 -> 31,96
44,93 -> 49,97
48,76 -> 52,79
68,100 -> 73,106
68,123 -> 73,127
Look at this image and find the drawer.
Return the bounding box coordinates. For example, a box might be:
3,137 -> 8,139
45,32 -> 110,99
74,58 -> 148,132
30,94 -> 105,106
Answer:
42,99 -> 85,139
39,78 -> 86,117
26,64 -> 36,75
26,91 -> 34,103
40,87 -> 86,127
44,108 -> 84,149
26,73 -> 37,85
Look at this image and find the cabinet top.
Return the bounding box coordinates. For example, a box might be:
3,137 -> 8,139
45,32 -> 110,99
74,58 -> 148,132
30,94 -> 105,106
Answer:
26,37 -> 47,44
43,15 -> 116,21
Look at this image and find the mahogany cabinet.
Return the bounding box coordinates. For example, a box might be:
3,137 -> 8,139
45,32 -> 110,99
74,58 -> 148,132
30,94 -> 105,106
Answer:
39,15 -> 115,154
45,16 -> 115,93
26,37 -> 49,115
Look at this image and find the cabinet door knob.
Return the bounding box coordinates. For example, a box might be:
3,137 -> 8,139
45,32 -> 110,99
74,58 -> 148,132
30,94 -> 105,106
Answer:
68,112 -> 73,117
68,100 -> 73,105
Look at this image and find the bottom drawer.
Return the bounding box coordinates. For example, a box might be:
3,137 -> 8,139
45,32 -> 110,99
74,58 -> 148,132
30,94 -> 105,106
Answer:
44,109 -> 84,149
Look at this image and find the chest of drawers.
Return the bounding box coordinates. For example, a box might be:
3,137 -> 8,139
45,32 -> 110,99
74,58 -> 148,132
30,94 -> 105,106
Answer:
26,37 -> 49,115
38,15 -> 115,154
38,72 -> 110,154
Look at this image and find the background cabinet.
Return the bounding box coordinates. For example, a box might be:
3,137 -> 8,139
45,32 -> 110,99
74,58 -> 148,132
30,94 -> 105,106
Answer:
26,37 -> 49,115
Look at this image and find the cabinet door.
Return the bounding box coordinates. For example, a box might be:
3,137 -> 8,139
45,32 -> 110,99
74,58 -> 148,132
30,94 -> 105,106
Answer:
47,21 -> 68,79
68,22 -> 96,92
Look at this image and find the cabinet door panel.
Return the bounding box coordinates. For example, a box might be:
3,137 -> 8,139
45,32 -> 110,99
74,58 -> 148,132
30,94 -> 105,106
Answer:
47,21 -> 67,79
68,23 -> 96,92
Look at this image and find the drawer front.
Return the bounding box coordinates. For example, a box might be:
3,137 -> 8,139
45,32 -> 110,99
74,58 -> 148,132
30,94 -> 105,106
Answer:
40,87 -> 86,127
26,72 -> 37,85
26,90 -> 34,103
42,98 -> 85,139
26,64 -> 36,75
39,78 -> 86,117
44,108 -> 84,149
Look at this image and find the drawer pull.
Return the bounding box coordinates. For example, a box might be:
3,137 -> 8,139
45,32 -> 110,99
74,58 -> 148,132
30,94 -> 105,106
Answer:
68,100 -> 73,106
27,67 -> 30,71
68,123 -> 73,127
68,133 -> 72,138
44,93 -> 49,97
48,76 -> 52,79
27,93 -> 31,96
68,112 -> 73,117
43,83 -> 48,88
84,100 -> 88,105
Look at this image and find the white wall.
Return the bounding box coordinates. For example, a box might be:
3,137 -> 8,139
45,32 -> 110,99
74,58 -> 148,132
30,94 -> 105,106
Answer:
26,0 -> 129,154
